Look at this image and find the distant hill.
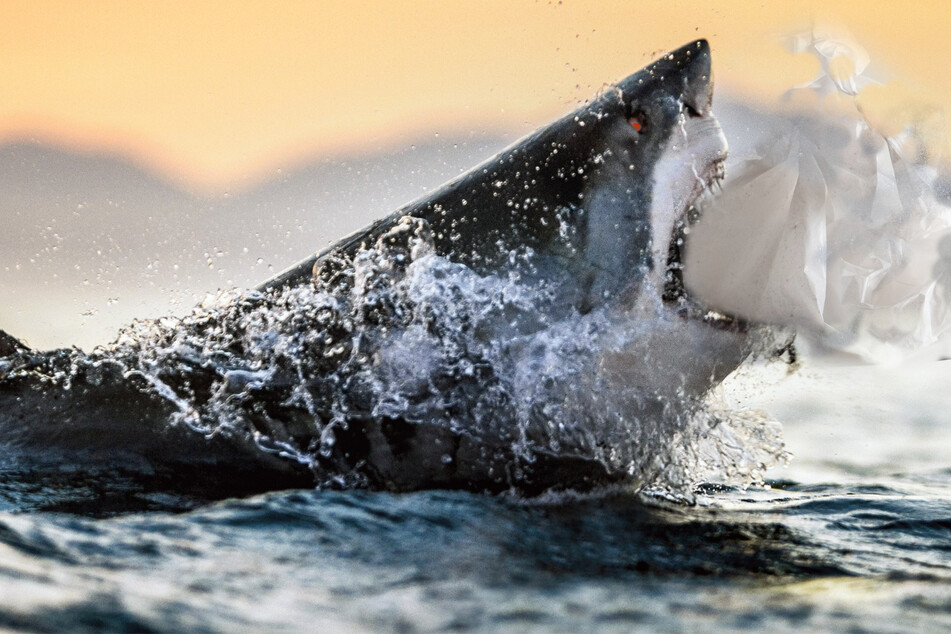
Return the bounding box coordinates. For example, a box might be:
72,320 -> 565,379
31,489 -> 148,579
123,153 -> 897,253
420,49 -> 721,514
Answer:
0,133 -> 513,349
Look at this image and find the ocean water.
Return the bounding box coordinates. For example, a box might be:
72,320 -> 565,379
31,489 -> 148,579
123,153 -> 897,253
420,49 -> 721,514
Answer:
2,485 -> 949,633
1,331 -> 950,633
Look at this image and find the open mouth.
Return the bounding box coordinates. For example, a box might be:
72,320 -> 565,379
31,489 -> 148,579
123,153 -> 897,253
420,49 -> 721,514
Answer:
662,155 -> 743,330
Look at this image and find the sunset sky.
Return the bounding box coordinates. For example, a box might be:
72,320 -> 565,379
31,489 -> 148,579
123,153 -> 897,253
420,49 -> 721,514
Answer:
2,1 -> 949,193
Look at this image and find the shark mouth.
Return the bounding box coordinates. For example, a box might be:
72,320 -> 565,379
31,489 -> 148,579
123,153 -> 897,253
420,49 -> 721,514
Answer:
663,156 -> 725,302
658,118 -> 738,331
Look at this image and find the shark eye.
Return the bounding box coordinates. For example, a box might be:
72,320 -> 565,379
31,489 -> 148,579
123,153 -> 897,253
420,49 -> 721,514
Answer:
628,110 -> 647,133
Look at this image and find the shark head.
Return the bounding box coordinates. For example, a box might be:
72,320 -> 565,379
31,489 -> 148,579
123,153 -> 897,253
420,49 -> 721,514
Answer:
262,41 -> 729,321
571,39 -> 728,308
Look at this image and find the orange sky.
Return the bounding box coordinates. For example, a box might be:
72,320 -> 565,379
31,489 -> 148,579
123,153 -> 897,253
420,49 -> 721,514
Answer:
1,1 -> 949,193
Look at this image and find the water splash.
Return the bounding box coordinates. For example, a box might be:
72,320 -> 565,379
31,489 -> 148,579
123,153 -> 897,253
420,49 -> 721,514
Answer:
72,218 -> 790,497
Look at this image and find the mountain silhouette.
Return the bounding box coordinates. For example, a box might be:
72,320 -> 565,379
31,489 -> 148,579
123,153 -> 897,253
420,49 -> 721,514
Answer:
0,133 -> 513,348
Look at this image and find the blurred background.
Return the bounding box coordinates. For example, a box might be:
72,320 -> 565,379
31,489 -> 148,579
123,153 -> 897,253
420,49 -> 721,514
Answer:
1,1 -> 950,350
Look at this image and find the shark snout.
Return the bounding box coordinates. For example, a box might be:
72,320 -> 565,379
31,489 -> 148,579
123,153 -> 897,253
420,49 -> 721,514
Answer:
615,39 -> 714,121
670,39 -> 714,117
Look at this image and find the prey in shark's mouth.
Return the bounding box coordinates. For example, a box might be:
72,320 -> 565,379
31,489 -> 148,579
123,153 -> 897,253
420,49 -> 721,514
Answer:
0,40 -> 757,503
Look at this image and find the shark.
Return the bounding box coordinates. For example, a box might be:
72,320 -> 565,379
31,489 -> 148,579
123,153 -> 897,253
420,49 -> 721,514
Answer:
0,40 -> 752,509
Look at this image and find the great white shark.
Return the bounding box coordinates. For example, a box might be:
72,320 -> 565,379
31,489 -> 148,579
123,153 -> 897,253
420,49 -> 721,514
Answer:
0,40 -> 754,508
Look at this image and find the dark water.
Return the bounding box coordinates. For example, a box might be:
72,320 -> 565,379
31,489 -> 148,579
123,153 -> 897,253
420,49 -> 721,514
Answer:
1,473 -> 949,632
1,310 -> 950,633
3,357 -> 951,633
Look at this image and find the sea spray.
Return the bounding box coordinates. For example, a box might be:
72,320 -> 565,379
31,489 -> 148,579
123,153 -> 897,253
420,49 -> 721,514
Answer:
81,217 -> 790,496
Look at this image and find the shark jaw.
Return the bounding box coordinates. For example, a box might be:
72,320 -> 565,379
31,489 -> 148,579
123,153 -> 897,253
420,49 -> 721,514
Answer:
650,109 -> 728,298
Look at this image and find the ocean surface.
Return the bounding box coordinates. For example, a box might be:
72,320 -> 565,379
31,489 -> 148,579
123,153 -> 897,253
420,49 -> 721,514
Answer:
1,360 -> 949,633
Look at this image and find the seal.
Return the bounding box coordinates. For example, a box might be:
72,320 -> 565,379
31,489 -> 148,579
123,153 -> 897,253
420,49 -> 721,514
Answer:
0,40 -> 750,507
